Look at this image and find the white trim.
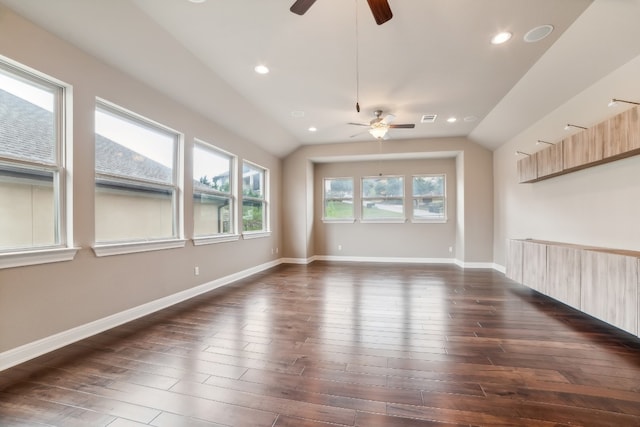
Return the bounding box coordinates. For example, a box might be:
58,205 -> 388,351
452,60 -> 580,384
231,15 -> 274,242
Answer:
493,263 -> 506,274
314,255 -> 456,264
92,239 -> 186,257
242,231 -> 271,240
359,218 -> 407,224
0,259 -> 282,372
192,234 -> 241,246
281,256 -> 317,265
322,218 -> 357,224
0,247 -> 80,270
410,219 -> 448,224
453,259 -> 498,269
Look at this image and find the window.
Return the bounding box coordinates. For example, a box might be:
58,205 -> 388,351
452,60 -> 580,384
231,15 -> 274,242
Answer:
242,161 -> 268,234
323,177 -> 354,221
412,174 -> 446,222
193,141 -> 236,242
361,175 -> 404,221
94,101 -> 182,248
0,59 -> 73,262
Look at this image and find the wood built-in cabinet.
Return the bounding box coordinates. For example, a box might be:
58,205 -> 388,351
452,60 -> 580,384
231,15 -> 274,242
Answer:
506,239 -> 640,337
518,105 -> 640,183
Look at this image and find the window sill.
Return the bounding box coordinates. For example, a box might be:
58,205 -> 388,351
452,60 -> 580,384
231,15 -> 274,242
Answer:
0,247 -> 80,270
193,234 -> 241,246
360,218 -> 407,224
242,231 -> 271,240
411,218 -> 448,224
92,239 -> 186,257
322,218 -> 357,224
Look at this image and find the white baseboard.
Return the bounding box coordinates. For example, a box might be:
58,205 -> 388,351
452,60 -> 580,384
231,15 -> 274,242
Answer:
493,263 -> 506,274
280,256 -> 317,264
314,255 -> 456,264
0,259 -> 282,372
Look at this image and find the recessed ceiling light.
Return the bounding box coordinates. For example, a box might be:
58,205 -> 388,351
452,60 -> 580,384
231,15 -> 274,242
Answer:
188,0 -> 206,3
447,117 -> 457,123
308,126 -> 317,132
291,110 -> 305,118
524,25 -> 554,43
463,115 -> 478,122
254,64 -> 269,75
491,31 -> 512,45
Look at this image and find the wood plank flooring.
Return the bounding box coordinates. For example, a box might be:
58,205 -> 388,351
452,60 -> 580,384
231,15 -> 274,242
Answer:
2,262 -> 640,426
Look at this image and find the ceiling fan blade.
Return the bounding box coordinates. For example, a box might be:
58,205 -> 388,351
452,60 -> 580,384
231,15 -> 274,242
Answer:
389,123 -> 415,129
348,122 -> 370,126
290,0 -> 317,15
367,0 -> 393,25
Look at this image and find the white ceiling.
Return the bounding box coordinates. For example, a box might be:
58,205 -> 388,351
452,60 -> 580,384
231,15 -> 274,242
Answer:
3,0 -> 640,157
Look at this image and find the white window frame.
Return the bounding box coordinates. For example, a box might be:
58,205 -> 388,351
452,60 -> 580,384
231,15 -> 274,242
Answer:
92,99 -> 185,257
322,177 -> 355,223
0,56 -> 78,269
192,140 -> 239,245
411,174 -> 447,223
360,175 -> 406,223
241,160 -> 270,238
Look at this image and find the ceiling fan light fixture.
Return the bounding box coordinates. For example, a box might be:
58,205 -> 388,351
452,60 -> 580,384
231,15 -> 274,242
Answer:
369,126 -> 388,139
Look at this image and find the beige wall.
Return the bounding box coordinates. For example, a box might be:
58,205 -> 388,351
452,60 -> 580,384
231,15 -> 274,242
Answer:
282,138 -> 493,264
0,7 -> 281,353
314,158 -> 457,258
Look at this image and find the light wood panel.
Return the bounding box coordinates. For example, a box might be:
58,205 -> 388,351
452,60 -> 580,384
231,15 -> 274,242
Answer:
535,142 -> 563,179
522,241 -> 546,294
563,122 -> 606,170
581,251 -> 638,335
517,154 -> 537,183
518,105 -> 640,183
605,105 -> 640,158
546,245 -> 581,310
505,239 -> 523,283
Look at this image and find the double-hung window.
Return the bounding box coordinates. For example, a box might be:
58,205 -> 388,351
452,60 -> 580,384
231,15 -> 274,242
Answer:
193,141 -> 237,243
323,177 -> 354,221
361,175 -> 405,222
0,59 -> 75,267
94,101 -> 183,254
242,161 -> 268,235
412,174 -> 446,222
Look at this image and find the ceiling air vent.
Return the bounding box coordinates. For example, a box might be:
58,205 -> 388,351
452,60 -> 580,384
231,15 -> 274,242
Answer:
421,114 -> 437,123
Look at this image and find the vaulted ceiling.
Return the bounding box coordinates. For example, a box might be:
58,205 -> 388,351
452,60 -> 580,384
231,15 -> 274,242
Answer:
2,0 -> 640,157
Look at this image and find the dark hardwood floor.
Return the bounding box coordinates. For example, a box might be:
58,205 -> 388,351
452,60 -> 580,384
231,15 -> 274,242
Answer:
2,262 -> 640,426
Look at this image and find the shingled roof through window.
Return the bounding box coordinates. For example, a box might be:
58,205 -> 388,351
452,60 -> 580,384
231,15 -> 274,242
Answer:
2,88 -> 229,196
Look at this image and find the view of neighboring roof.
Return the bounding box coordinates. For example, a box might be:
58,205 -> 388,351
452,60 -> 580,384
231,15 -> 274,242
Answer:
0,88 -> 171,183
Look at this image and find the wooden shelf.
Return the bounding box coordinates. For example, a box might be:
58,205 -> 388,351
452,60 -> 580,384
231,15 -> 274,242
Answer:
518,105 -> 640,183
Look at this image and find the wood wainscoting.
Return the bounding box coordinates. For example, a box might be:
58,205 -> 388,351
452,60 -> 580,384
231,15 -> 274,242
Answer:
1,262 -> 640,426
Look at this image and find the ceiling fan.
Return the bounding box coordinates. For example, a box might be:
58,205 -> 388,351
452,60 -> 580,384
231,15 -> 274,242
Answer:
349,110 -> 415,139
290,0 -> 393,25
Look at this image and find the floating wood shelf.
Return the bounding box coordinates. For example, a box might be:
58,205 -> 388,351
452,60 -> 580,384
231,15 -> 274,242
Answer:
506,239 -> 640,337
518,106 -> 640,183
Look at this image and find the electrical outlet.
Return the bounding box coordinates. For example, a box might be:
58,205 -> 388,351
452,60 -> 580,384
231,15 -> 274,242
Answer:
275,247 -> 279,254
448,246 -> 453,253
338,244 -> 342,251
194,266 -> 199,276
